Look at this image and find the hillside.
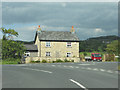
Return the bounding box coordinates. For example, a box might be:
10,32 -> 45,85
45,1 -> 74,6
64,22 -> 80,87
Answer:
16,35 -> 119,52
79,35 -> 119,52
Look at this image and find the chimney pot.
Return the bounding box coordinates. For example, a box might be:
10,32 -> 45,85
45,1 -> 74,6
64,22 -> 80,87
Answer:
71,26 -> 75,34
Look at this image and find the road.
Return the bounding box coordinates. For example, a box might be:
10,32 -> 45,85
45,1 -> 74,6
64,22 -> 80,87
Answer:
2,62 -> 119,89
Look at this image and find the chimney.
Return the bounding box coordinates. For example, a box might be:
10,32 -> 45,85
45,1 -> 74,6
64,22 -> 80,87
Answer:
37,25 -> 42,33
70,26 -> 75,34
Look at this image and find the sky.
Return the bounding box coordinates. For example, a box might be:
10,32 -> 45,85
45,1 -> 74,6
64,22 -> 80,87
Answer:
1,2 -> 118,41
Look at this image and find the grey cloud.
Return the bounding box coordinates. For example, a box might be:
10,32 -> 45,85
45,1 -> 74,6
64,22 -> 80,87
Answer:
2,2 -> 118,40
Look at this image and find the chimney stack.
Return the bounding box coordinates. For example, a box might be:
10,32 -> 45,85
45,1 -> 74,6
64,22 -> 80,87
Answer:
70,26 -> 75,34
37,25 -> 42,32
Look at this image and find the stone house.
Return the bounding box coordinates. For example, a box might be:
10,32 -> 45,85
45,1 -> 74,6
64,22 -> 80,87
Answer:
25,25 -> 80,63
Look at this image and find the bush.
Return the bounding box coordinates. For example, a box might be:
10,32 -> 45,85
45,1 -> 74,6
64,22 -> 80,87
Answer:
71,60 -> 74,62
42,60 -> 47,63
64,59 -> 70,62
52,61 -> 55,63
2,58 -> 21,64
35,61 -> 40,63
56,59 -> 63,63
83,52 -> 87,56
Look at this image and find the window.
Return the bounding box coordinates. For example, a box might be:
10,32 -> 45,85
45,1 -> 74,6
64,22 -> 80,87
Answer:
24,51 -> 30,57
67,53 -> 71,57
46,52 -> 51,56
46,42 -> 51,47
67,42 -> 71,47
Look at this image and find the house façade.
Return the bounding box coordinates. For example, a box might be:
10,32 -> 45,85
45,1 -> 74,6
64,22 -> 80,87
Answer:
24,25 -> 80,63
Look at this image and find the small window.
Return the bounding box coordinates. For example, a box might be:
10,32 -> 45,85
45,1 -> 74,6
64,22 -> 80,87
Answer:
46,52 -> 50,56
46,42 -> 51,47
67,42 -> 71,47
67,53 -> 71,57
24,51 -> 30,57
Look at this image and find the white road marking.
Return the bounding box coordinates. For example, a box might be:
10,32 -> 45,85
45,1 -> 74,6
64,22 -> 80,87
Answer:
87,67 -> 92,70
69,66 -> 74,68
23,68 -> 52,73
79,64 -> 91,66
69,79 -> 88,90
79,63 -> 95,66
51,65 -> 56,67
75,66 -> 79,68
63,65 -> 67,67
93,68 -> 98,71
107,70 -> 113,73
100,69 -> 105,72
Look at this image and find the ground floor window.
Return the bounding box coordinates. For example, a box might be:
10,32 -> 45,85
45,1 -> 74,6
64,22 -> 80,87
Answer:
24,51 -> 30,57
46,52 -> 51,56
67,53 -> 71,57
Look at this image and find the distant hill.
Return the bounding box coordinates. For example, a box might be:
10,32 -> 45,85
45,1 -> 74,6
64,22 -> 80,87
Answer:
15,35 -> 119,52
79,35 -> 119,52
15,40 -> 34,44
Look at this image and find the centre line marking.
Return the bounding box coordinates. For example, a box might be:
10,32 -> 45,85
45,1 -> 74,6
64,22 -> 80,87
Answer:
69,66 -> 74,68
69,79 -> 88,90
100,69 -> 105,72
75,66 -> 79,68
52,65 -> 56,67
107,70 -> 113,73
93,68 -> 98,71
87,67 -> 92,70
23,68 -> 52,73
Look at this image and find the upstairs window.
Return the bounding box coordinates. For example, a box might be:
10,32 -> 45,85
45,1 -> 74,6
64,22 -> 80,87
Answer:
67,53 -> 71,57
46,52 -> 51,56
67,42 -> 71,47
46,42 -> 51,47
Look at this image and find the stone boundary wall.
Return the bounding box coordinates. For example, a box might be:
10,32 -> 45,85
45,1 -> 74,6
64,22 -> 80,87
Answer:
25,57 -> 80,63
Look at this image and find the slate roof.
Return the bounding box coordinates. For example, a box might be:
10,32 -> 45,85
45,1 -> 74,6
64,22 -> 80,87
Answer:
37,31 -> 79,41
24,44 -> 38,51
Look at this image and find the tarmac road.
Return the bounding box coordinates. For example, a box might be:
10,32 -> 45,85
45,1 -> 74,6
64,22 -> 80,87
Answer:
2,62 -> 119,89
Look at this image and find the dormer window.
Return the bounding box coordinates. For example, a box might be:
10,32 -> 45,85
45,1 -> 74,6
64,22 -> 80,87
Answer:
67,42 -> 71,47
46,42 -> 51,47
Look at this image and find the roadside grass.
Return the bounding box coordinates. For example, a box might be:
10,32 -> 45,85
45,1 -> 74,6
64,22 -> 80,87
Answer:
2,58 -> 21,64
118,65 -> 120,71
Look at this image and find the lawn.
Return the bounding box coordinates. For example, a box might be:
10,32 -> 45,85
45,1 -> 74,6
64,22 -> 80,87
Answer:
1,58 -> 21,64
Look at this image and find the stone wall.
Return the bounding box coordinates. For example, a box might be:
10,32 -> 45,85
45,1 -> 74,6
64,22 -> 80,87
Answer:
40,41 -> 79,58
25,57 -> 80,63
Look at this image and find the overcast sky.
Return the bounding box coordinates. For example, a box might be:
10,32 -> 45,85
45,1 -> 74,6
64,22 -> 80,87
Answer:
1,2 -> 118,41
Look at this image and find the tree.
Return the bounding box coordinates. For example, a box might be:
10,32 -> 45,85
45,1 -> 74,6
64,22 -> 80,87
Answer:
0,27 -> 26,59
2,40 -> 26,59
106,40 -> 118,55
0,27 -> 18,40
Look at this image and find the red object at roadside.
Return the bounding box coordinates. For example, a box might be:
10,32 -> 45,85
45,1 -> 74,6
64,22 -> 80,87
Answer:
91,53 -> 102,61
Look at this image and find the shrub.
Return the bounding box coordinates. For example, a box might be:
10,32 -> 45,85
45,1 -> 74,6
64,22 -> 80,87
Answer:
56,59 -> 63,63
35,61 -> 40,63
64,59 -> 70,62
42,60 -> 47,63
83,52 -> 87,56
71,60 -> 74,62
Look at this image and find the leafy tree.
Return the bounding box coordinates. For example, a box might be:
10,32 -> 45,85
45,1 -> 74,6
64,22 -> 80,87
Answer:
2,40 -> 26,59
106,40 -> 118,55
0,27 -> 18,40
0,28 -> 26,60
